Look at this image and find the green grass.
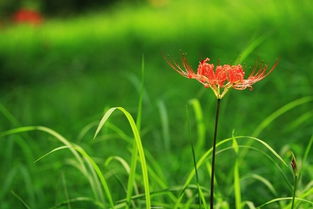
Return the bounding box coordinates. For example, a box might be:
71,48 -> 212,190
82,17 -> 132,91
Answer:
0,0 -> 313,208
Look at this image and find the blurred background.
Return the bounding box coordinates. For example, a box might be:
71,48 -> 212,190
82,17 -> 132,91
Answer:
0,0 -> 312,208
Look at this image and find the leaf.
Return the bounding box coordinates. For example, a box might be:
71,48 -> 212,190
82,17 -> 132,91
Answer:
94,107 -> 151,209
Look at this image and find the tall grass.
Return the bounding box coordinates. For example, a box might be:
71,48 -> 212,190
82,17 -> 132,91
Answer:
0,0 -> 312,208
1,98 -> 312,208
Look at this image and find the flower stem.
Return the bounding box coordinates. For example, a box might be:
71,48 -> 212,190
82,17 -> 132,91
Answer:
210,98 -> 221,209
291,174 -> 298,209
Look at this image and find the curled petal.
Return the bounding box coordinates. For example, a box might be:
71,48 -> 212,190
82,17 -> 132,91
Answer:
215,65 -> 228,86
248,60 -> 279,83
165,55 -> 196,78
228,65 -> 245,83
165,55 -> 278,99
197,58 -> 215,83
232,80 -> 253,90
234,60 -> 279,90
248,64 -> 267,82
181,55 -> 196,77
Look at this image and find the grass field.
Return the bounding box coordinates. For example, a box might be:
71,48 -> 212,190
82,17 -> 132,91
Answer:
0,0 -> 312,208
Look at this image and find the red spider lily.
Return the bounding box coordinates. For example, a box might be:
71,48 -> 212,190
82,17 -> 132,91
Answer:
13,9 -> 43,25
167,56 -> 278,99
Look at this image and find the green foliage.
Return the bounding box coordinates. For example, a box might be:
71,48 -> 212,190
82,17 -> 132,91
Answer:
0,0 -> 312,208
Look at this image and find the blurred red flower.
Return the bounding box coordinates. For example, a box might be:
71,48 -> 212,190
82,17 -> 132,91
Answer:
167,56 -> 278,99
13,9 -> 43,25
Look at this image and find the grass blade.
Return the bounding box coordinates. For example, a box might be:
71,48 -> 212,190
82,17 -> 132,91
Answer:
94,109 -> 118,139
0,126 -> 106,204
232,133 -> 241,209
191,143 -> 206,209
233,34 -> 268,64
34,146 -> 69,163
0,126 -> 86,171
0,102 -> 19,126
77,121 -> 98,141
238,97 -> 313,170
174,135 -> 288,208
94,107 -> 151,209
105,156 -> 131,174
243,201 -> 257,209
74,145 -> 115,208
283,111 -> 313,132
50,197 -> 105,209
136,54 -> 145,131
127,56 -> 146,208
238,97 -> 312,162
217,145 -> 292,191
126,142 -> 139,208
61,173 -> 72,209
11,191 -> 31,209
105,155 -> 139,197
189,99 -> 206,152
303,135 -> 313,165
158,100 -> 171,151
253,96 -> 313,137
257,197 -> 313,208
249,174 -> 277,196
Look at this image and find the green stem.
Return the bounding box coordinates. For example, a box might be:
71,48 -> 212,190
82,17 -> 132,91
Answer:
291,174 -> 298,209
210,98 -> 221,209
191,143 -> 202,208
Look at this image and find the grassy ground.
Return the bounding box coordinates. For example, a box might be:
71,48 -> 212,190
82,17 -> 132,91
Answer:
0,0 -> 312,208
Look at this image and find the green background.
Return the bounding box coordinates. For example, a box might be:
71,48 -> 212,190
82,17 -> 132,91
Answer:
0,0 -> 312,208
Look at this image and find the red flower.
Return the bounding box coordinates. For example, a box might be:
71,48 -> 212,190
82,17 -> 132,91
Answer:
13,9 -> 43,25
167,56 -> 278,98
